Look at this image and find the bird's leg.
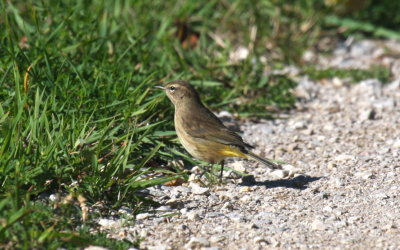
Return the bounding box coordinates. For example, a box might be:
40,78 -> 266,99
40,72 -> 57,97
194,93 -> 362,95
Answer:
219,160 -> 225,182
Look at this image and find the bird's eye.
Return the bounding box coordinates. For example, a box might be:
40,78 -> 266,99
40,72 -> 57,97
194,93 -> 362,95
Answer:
169,86 -> 175,91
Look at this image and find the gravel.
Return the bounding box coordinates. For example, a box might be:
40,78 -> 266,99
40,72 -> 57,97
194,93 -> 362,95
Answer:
94,38 -> 400,249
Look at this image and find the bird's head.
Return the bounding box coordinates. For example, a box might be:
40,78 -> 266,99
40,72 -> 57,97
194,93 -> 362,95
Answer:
156,80 -> 201,106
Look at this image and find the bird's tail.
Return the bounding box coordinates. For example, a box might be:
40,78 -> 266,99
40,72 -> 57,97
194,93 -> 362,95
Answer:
246,151 -> 280,169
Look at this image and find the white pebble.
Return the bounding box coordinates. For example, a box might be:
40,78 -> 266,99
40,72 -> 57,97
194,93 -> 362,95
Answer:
189,182 -> 210,195
272,170 -> 289,179
311,219 -> 326,231
136,213 -> 151,220
185,237 -> 210,248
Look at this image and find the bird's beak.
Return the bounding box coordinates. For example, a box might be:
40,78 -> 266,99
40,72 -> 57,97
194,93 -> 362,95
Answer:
155,86 -> 166,90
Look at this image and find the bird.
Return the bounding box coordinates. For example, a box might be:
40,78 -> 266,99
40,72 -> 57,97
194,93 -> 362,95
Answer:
156,80 -> 280,180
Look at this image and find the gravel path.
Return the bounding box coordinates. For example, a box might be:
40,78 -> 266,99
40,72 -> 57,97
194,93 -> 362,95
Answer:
97,38 -> 400,249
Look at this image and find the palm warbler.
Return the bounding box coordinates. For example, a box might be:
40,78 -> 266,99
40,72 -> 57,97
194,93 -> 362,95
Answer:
157,80 -> 279,179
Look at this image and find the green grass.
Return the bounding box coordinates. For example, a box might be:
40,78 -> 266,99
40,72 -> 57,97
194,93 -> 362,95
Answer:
1,0 -> 398,248
304,66 -> 392,83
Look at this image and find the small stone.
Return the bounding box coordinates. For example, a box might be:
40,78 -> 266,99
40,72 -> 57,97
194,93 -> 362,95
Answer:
332,177 -> 344,187
185,237 -> 210,248
139,230 -> 149,238
165,198 -> 181,207
323,206 -> 333,213
217,110 -> 233,118
178,224 -> 189,231
118,207 -> 133,214
332,77 -> 343,87
205,212 -> 222,218
189,182 -> 209,195
253,236 -> 268,244
209,235 -> 224,243
287,143 -> 299,153
347,216 -> 358,224
188,174 -> 197,182
175,186 -> 191,193
186,211 -> 200,221
147,187 -> 164,197
97,218 -> 122,229
213,225 -> 225,233
291,120 -> 308,130
282,164 -> 302,177
327,162 -> 336,170
156,206 -> 171,212
359,108 -> 376,121
374,193 -> 389,199
334,154 -> 356,162
224,169 -> 241,179
355,171 -> 374,180
230,161 -> 247,172
303,128 -> 314,135
228,213 -> 245,222
221,202 -> 234,211
311,219 -> 326,231
328,137 -> 339,143
240,195 -> 251,202
136,213 -> 151,220
272,170 -> 289,179
282,164 -> 297,171
244,223 -> 257,229
191,166 -> 203,174
239,186 -> 253,193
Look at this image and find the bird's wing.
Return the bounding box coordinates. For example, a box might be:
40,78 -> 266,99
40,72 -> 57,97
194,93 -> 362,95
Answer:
181,106 -> 253,149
